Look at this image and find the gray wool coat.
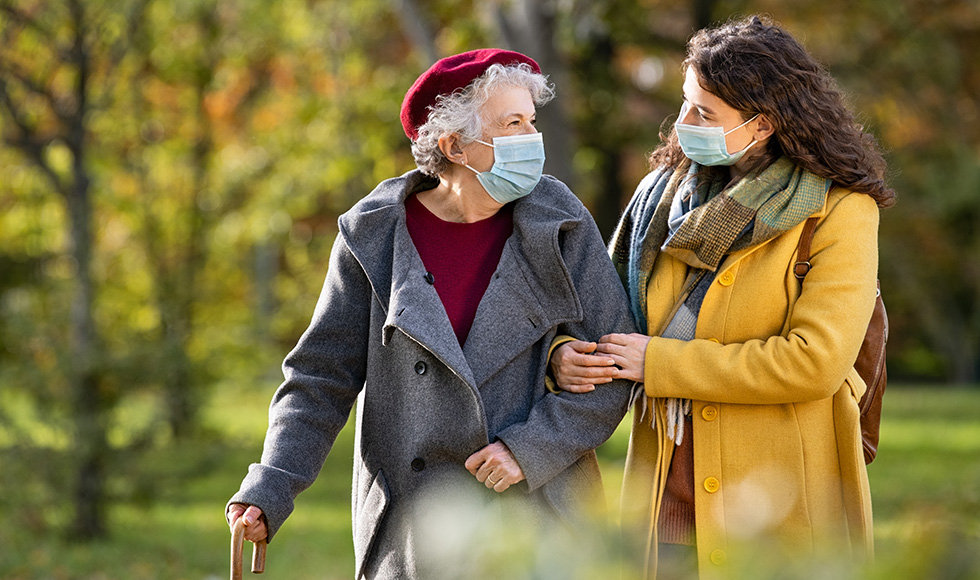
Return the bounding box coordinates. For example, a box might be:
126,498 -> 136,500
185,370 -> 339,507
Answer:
229,170 -> 637,579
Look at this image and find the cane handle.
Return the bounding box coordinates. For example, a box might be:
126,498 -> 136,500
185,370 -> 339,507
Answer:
231,516 -> 267,579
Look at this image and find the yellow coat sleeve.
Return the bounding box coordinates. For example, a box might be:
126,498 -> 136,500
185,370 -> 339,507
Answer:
544,334 -> 579,393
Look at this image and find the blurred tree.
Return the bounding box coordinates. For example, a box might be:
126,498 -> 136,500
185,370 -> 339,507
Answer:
0,0 -> 150,539
116,0 -> 281,439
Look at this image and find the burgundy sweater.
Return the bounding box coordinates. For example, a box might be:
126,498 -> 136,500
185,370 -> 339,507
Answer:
405,193 -> 513,345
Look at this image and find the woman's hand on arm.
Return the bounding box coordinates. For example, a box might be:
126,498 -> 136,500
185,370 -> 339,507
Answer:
595,333 -> 651,383
549,340 -> 619,393
227,503 -> 268,543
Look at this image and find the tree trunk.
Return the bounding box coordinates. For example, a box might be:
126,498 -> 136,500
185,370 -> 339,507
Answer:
65,172 -> 107,539
393,0 -> 439,67
64,0 -> 108,541
162,7 -> 221,439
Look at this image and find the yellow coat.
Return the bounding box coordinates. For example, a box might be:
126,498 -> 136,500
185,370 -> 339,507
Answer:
621,187 -> 879,579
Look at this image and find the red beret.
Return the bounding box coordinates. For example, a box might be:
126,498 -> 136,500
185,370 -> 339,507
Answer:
400,49 -> 541,141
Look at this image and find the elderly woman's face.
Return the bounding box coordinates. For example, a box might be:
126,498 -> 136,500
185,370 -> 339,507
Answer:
464,85 -> 537,172
679,67 -> 757,155
481,85 -> 537,137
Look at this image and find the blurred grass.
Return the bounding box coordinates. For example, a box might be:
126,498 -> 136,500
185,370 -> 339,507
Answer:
0,384 -> 978,579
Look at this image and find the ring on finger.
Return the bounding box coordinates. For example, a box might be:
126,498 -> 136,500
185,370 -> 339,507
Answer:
487,477 -> 498,485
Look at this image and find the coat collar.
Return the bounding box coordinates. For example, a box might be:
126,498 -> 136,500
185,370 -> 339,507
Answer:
339,170 -> 584,388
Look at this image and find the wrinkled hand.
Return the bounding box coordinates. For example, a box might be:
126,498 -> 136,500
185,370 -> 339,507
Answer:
595,333 -> 651,383
550,340 -> 619,393
464,441 -> 525,493
227,503 -> 268,543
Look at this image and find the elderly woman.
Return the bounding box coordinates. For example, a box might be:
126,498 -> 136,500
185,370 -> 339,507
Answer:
552,16 -> 895,580
226,49 -> 635,579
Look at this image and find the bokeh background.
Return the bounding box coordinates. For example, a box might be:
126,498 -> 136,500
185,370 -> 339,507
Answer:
1,0 -> 978,578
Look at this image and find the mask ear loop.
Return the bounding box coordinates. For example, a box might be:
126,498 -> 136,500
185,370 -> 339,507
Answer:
464,138 -> 495,174
723,113 -> 760,136
724,113 -> 761,156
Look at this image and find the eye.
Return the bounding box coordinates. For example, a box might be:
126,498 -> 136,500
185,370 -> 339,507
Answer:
530,118 -> 537,125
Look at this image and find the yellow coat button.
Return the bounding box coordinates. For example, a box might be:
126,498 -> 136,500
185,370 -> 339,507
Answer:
710,549 -> 727,566
707,338 -> 720,344
704,477 -> 720,493
718,271 -> 735,286
702,406 -> 718,421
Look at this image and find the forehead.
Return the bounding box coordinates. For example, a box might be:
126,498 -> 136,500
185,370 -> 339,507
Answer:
481,85 -> 535,121
682,67 -> 701,96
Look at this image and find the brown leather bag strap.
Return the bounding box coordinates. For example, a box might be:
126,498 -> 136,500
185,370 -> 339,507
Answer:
794,217 -> 820,279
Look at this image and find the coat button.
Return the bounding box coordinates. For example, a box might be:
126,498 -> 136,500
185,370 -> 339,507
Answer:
423,271 -> 435,284
718,271 -> 735,286
414,361 -> 427,375
701,406 -> 718,421
709,549 -> 726,566
707,338 -> 720,344
704,477 -> 720,493
411,458 -> 425,472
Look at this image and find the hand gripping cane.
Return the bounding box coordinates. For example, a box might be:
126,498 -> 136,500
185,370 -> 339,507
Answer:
231,517 -> 267,580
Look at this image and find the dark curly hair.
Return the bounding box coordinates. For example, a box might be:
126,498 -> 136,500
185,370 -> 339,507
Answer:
649,15 -> 895,207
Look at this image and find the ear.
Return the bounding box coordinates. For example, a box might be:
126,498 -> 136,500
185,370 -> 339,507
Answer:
752,114 -> 776,142
438,134 -> 467,166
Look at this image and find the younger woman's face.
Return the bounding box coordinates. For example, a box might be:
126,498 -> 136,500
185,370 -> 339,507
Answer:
679,67 -> 758,155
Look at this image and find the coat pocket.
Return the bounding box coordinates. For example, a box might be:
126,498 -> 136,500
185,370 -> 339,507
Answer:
354,469 -> 390,580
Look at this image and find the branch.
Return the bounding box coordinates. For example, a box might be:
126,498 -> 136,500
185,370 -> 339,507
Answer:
0,61 -> 73,123
0,1 -> 56,42
0,76 -> 68,196
1,133 -> 67,196
0,1 -> 76,63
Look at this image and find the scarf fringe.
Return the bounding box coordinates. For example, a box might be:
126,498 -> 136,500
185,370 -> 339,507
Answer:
665,397 -> 692,445
631,386 -> 690,447
630,382 -> 647,423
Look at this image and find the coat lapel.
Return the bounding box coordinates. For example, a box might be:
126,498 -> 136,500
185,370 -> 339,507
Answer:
339,170 -> 476,388
460,243 -> 551,386
462,181 -> 583,387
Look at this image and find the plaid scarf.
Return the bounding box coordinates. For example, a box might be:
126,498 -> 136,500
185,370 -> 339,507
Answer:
609,157 -> 827,442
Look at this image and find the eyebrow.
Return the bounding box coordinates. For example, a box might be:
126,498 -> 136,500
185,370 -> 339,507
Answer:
696,103 -> 717,116
686,99 -> 716,117
682,92 -> 717,117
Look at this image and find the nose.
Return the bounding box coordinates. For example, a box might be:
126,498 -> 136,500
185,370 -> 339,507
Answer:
678,102 -> 696,125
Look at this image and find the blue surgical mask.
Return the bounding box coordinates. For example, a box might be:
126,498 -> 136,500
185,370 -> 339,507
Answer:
465,132 -> 545,204
674,102 -> 760,166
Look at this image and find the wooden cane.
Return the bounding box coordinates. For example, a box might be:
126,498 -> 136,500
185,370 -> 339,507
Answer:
231,517 -> 267,580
